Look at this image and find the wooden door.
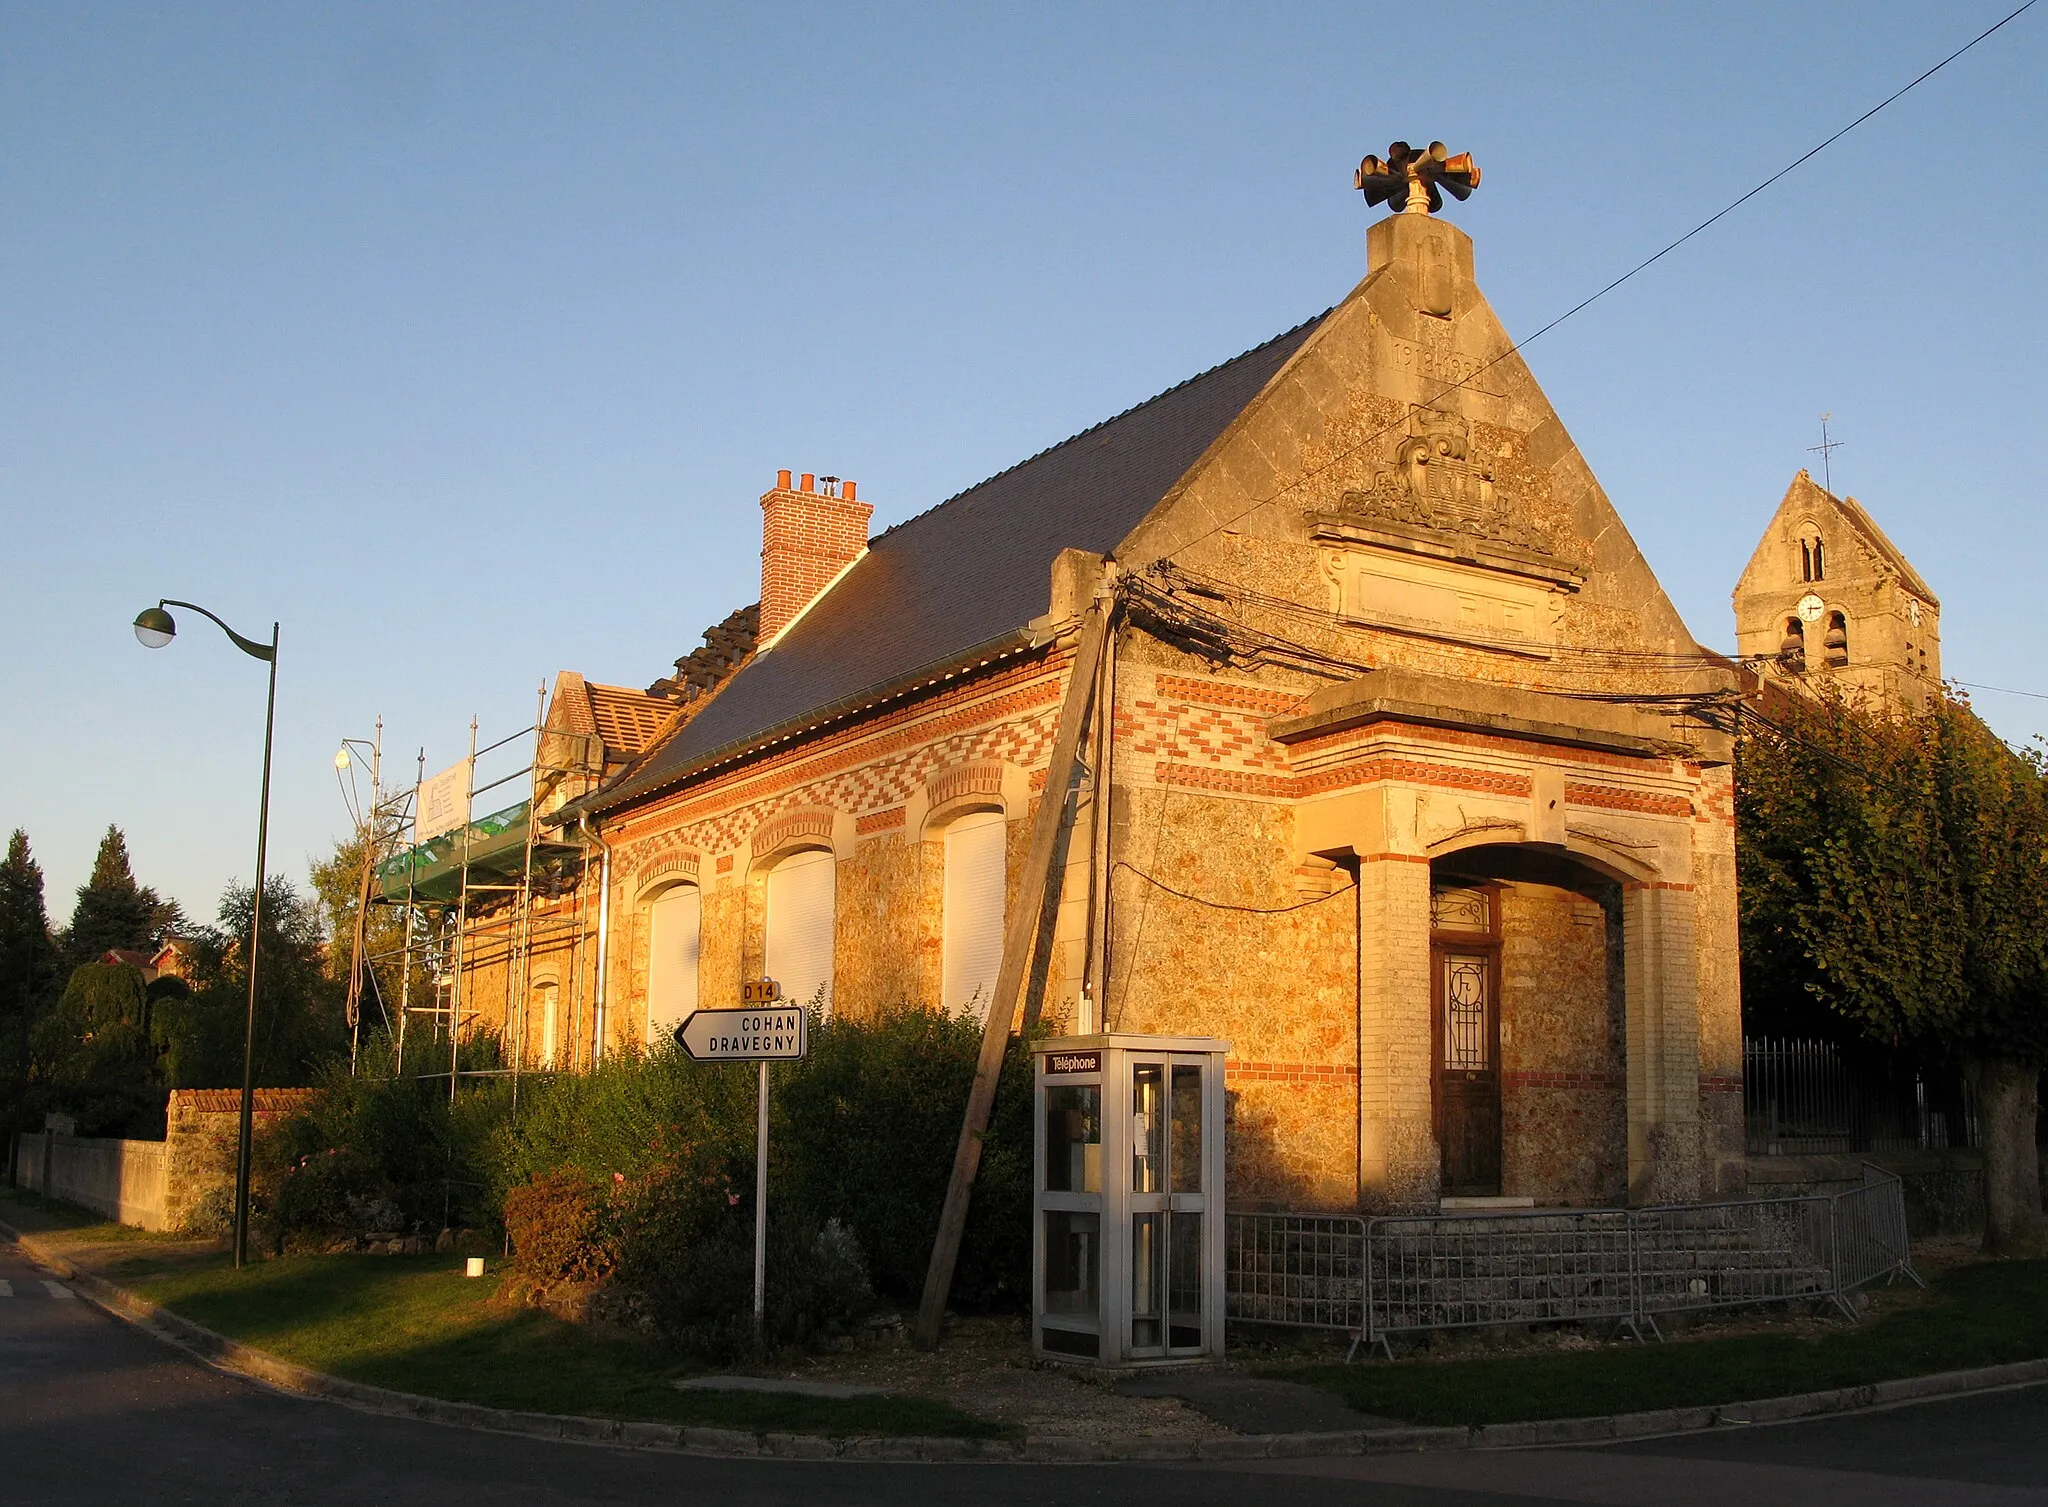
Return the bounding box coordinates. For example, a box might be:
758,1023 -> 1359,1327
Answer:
1433,942 -> 1502,1196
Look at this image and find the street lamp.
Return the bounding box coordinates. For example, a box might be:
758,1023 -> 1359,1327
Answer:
133,599 -> 278,1270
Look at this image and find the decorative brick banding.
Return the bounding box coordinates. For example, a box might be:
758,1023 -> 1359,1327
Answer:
632,853 -> 700,894
1153,673 -> 1307,717
855,807 -> 905,835
1156,757 -> 1534,802
751,808 -> 837,858
1502,1070 -> 1623,1090
616,656 -> 1065,839
1228,1059 -> 1361,1086
925,761 -> 1004,810
1565,782 -> 1693,818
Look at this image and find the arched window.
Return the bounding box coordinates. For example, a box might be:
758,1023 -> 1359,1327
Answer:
1799,531 -> 1825,583
646,884 -> 701,1044
533,977 -> 560,1068
766,849 -> 835,1012
942,809 -> 1007,1018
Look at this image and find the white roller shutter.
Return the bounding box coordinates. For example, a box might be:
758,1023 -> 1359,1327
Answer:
766,849 -> 836,1012
646,885 -> 701,1043
943,810 -> 1007,1018
536,980 -> 560,1067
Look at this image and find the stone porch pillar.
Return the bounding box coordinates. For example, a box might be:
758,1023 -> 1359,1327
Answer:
1357,852 -> 1438,1209
1622,881 -> 1704,1203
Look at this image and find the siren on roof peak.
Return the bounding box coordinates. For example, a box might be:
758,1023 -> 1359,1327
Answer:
1355,141 -> 1480,217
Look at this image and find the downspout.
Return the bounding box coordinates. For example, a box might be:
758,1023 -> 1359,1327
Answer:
579,812 -> 614,1063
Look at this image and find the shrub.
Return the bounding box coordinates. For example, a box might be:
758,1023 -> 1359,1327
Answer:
251,1044 -> 502,1247
504,1170 -> 618,1286
622,1210 -> 876,1362
774,1007 -> 1035,1308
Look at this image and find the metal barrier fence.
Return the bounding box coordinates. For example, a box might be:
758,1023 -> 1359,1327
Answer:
1225,1167 -> 1919,1357
1367,1209 -> 1637,1340
1224,1211 -> 1367,1333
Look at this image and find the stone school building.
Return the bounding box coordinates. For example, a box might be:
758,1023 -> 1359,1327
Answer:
451,173 -> 1758,1214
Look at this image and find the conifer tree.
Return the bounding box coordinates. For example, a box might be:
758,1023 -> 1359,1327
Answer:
61,825 -> 180,970
0,830 -> 57,1129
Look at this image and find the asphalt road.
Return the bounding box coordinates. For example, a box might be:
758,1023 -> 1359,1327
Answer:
5,1236 -> 2044,1506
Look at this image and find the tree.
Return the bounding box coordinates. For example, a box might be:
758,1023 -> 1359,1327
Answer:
309,828 -> 412,1050
156,877 -> 348,1090
0,830 -> 59,1132
60,826 -> 183,971
1738,688 -> 2048,1254
31,961 -> 163,1136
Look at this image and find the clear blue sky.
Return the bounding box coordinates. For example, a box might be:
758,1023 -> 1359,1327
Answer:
3,2 -> 2043,926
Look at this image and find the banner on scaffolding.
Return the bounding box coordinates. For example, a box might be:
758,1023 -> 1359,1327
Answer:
414,759 -> 472,844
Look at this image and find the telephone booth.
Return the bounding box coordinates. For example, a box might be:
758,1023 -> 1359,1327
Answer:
1033,1034 -> 1228,1367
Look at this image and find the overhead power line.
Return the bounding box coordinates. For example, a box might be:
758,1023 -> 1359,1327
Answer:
1954,680 -> 2048,702
1157,0 -> 2039,566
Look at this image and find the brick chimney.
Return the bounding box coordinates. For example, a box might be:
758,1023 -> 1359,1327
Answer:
758,469 -> 873,644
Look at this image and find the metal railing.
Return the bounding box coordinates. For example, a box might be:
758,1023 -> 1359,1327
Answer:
1744,1037 -> 1978,1155
1225,1167 -> 1920,1358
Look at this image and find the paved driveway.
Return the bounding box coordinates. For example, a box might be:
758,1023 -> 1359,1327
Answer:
4,1237 -> 2042,1506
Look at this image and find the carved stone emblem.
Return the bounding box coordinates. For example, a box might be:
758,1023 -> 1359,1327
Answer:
1337,407 -> 1555,555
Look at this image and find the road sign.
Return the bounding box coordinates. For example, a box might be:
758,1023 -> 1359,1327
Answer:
668,979 -> 809,1343
672,1005 -> 808,1062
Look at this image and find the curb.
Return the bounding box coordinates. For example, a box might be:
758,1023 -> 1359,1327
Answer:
6,1216 -> 2047,1464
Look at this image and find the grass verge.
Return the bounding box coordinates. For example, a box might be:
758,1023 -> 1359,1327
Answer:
1276,1258 -> 2048,1427
121,1252 -> 1007,1438
0,1189 -> 999,1439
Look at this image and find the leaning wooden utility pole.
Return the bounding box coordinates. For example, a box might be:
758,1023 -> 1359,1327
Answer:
912,593 -> 1112,1349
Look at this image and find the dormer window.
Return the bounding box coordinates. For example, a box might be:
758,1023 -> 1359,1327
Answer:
1799,531 -> 1825,583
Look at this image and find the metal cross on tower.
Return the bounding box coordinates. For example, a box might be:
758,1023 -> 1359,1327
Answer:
1808,413 -> 1845,493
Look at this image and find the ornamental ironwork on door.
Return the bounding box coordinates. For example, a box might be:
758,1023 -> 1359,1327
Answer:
1431,881 -> 1502,1197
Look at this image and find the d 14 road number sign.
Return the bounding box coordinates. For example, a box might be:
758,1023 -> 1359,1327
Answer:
673,1000 -> 808,1062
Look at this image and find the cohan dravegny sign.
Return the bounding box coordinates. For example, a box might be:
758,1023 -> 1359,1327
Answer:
672,1006 -> 807,1062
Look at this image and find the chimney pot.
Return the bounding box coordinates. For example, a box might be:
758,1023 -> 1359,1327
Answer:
776,468 -> 792,490
800,472 -> 815,493
843,480 -> 857,502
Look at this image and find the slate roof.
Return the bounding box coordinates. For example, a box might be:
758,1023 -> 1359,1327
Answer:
588,313 -> 1328,814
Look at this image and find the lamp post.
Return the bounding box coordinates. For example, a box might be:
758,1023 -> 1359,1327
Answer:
133,600 -> 278,1270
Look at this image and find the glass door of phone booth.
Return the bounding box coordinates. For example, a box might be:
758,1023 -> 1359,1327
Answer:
1035,1035 -> 1227,1367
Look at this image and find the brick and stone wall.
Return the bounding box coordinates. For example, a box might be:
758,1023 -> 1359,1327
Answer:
1496,881 -> 1626,1207
163,1088 -> 317,1232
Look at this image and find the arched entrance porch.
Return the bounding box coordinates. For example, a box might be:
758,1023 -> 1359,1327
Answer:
1428,844 -> 1627,1206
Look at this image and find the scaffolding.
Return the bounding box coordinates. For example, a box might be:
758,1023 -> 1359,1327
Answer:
344,686 -> 608,1097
